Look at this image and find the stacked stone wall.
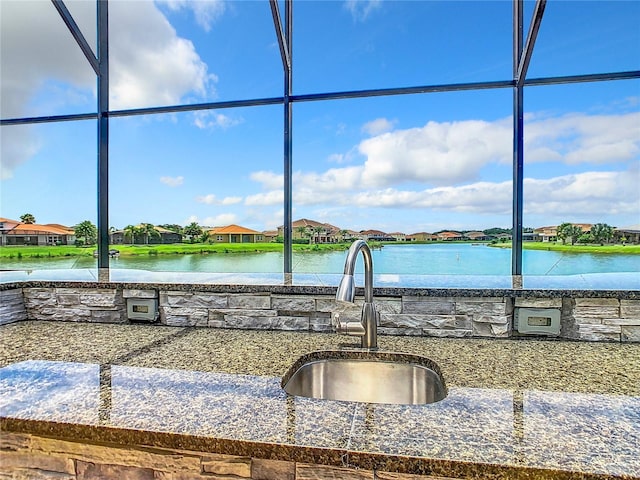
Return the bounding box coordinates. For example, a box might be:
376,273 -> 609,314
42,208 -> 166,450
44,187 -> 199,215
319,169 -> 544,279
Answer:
22,287 -> 126,324
0,432 -> 454,480
571,297 -> 640,342
9,286 -> 639,342
0,289 -> 27,326
380,296 -> 511,338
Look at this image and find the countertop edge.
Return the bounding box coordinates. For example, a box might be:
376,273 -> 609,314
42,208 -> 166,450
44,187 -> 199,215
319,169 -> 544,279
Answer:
1,418 -> 630,480
1,279 -> 638,299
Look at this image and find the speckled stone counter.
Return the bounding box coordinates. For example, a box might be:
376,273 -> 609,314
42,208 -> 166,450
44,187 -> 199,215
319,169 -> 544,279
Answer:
2,278 -> 640,298
1,321 -> 639,479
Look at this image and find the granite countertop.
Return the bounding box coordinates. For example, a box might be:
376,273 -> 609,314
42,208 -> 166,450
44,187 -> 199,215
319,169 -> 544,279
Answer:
2,278 -> 639,299
1,321 -> 639,479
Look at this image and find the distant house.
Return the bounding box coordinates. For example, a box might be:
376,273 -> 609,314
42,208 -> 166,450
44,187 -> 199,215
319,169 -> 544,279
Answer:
534,224 -> 593,243
436,231 -> 464,241
111,225 -> 182,244
388,232 -> 407,242
208,224 -> 263,243
407,232 -> 436,242
0,220 -> 76,246
280,218 -> 342,243
464,231 -> 491,241
0,218 -> 21,246
574,224 -> 593,234
534,225 -> 557,242
523,231 -> 540,241
495,233 -> 512,241
261,230 -> 279,242
614,225 -> 640,244
154,226 -> 183,244
360,230 -> 396,242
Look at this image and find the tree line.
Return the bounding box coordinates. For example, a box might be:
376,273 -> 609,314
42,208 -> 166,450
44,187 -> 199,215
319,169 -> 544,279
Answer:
556,222 -> 616,246
15,213 -> 623,247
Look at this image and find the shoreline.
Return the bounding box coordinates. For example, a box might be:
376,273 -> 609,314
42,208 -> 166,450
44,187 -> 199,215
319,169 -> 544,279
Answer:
1,241 -> 639,260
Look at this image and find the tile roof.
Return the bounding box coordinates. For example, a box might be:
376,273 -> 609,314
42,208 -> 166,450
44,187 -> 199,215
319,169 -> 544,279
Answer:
209,224 -> 261,235
7,223 -> 74,235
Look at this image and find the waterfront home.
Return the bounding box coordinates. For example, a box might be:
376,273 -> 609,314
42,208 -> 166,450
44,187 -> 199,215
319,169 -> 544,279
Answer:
0,219 -> 75,246
208,224 -> 264,243
614,225 -> 640,244
464,231 -> 492,241
436,231 -> 464,241
388,232 -> 408,241
360,229 -> 396,242
408,232 -> 436,241
110,225 -> 183,245
279,218 -> 343,243
534,225 -> 558,242
261,230 -> 279,242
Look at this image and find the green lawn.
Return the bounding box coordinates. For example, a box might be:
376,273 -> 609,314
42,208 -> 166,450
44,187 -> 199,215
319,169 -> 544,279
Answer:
1,240 -> 637,259
0,242 -> 352,259
492,242 -> 640,254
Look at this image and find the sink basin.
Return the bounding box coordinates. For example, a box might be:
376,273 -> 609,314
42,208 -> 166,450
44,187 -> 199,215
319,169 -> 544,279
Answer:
282,351 -> 447,405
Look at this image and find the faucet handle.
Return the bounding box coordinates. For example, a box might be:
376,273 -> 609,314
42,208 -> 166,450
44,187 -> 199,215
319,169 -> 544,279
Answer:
332,312 -> 366,336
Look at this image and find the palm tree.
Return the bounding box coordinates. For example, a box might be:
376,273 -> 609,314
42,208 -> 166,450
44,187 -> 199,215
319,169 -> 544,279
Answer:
20,213 -> 36,224
140,223 -> 160,244
295,225 -> 308,243
591,223 -> 614,245
183,222 -> 203,243
339,229 -> 349,243
124,225 -> 139,245
557,222 -> 572,245
312,226 -> 324,244
73,220 -> 97,245
568,225 -> 583,245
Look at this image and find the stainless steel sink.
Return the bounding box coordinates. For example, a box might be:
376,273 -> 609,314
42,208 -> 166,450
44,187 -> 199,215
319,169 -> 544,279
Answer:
282,351 -> 447,405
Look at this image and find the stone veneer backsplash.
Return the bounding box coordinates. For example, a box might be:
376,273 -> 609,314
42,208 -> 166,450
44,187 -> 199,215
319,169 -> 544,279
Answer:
1,285 -> 638,342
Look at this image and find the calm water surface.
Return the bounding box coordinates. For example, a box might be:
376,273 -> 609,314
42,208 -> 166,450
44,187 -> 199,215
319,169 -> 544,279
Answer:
2,244 -> 638,276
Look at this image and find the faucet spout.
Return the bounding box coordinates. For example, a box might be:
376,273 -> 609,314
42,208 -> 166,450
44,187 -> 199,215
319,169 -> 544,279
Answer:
334,240 -> 378,350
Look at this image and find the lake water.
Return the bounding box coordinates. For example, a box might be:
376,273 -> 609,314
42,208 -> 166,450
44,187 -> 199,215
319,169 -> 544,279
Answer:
2,243 -> 638,276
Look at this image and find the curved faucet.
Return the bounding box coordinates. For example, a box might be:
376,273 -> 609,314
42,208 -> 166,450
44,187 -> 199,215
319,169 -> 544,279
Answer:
333,240 -> 379,350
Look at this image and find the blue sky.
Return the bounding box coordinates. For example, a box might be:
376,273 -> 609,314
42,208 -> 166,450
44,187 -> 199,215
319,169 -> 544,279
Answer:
1,0 -> 639,234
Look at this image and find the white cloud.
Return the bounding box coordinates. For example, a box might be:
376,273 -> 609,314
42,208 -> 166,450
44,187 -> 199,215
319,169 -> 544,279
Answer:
244,207 -> 284,231
193,111 -> 242,130
0,0 -> 217,178
250,111 -> 638,199
0,1 -> 95,119
196,194 -> 242,205
204,213 -> 237,226
344,0 -> 382,21
359,118 -> 512,187
158,0 -> 226,32
184,213 -> 238,227
523,169 -> 640,216
362,117 -> 395,136
160,175 -> 184,187
247,159 -> 637,220
221,196 -> 243,205
0,125 -> 41,180
109,1 -> 216,110
249,171 -> 283,190
525,112 -> 640,165
268,118 -> 512,193
350,181 -> 513,213
245,190 -> 284,206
